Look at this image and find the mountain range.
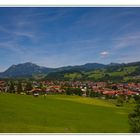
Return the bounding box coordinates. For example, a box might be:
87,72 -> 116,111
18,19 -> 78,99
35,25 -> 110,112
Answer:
0,62 -> 106,78
0,61 -> 140,82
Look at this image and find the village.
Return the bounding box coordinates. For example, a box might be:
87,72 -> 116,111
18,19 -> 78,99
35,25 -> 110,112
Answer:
0,80 -> 140,98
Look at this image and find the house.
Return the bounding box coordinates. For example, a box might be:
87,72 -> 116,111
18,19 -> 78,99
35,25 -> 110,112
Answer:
0,81 -> 7,92
29,88 -> 42,97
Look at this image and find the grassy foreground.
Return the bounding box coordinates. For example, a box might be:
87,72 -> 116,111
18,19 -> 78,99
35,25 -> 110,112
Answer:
0,93 -> 133,133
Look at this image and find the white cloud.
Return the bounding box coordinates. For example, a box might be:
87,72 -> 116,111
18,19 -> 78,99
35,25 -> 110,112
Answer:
100,51 -> 109,57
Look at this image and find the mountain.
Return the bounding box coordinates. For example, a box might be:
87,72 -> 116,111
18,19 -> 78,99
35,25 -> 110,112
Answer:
108,62 -> 121,66
45,61 -> 140,81
0,62 -> 106,78
56,63 -> 106,72
0,61 -> 140,81
0,62 -> 53,78
71,63 -> 106,71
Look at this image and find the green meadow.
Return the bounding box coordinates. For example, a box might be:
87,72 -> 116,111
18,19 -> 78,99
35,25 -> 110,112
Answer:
0,94 -> 134,133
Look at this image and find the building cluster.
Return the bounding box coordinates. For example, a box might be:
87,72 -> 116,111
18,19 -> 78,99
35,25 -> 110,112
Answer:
0,80 -> 140,97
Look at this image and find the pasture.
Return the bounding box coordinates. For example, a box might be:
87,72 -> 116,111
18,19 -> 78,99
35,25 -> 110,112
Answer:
0,93 -> 133,133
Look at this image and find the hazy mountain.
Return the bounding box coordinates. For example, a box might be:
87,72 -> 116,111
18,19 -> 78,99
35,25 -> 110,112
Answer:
0,62 -> 53,78
56,63 -> 106,72
108,62 -> 121,66
0,61 -> 140,80
0,62 -> 106,78
45,61 -> 140,81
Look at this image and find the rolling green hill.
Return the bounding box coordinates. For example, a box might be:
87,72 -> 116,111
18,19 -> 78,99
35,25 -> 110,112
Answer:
0,94 -> 134,133
45,62 -> 140,82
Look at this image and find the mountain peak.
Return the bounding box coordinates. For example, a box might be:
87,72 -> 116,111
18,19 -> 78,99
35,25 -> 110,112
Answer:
17,62 -> 37,66
10,62 -> 37,68
1,62 -> 52,78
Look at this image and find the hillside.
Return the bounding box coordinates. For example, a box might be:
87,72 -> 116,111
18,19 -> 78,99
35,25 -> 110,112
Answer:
0,62 -> 106,78
0,61 -> 140,82
0,62 -> 53,78
45,62 -> 140,82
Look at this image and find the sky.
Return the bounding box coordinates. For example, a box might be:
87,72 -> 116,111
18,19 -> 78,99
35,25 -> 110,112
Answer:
0,7 -> 140,71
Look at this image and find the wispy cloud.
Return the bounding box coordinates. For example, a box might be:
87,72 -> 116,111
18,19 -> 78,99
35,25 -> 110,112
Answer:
0,7 -> 140,70
0,25 -> 35,40
113,32 -> 140,49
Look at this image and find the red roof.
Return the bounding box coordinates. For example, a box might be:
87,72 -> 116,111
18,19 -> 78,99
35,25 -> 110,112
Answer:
103,90 -> 116,95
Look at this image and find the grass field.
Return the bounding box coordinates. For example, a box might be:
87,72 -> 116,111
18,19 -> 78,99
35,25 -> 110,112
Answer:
0,93 -> 134,133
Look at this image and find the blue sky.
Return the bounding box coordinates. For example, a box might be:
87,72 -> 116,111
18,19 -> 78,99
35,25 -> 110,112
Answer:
0,7 -> 140,71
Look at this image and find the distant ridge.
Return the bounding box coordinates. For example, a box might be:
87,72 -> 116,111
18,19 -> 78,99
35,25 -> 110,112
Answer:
0,62 -> 53,78
0,62 -> 106,78
0,61 -> 140,78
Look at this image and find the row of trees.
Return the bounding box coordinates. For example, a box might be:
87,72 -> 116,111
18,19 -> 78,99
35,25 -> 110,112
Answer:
8,81 -> 32,94
128,95 -> 140,133
65,87 -> 103,97
87,90 -> 102,97
65,87 -> 83,96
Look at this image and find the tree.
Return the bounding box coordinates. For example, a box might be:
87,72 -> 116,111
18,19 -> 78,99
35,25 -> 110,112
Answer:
65,87 -> 83,96
128,96 -> 140,133
65,87 -> 72,95
86,89 -> 90,97
116,95 -> 125,106
38,82 -> 43,89
9,82 -> 15,93
89,91 -> 95,97
74,88 -> 83,96
25,82 -> 32,94
90,90 -> 102,98
17,82 -> 22,94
